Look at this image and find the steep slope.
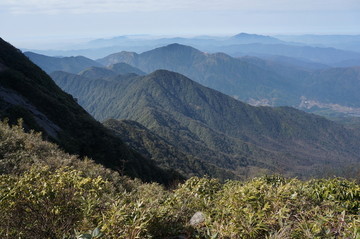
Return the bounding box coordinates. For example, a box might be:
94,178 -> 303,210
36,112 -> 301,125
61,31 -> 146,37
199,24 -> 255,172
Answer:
24,51 -> 102,74
0,37 -> 181,184
104,119 -> 238,180
52,69 -> 360,179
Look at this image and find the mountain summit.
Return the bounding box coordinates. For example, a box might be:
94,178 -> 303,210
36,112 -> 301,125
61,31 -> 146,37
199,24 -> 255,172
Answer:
230,33 -> 283,44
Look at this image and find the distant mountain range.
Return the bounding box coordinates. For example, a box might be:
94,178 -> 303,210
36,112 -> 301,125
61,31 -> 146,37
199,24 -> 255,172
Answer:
24,33 -> 360,65
97,43 -> 301,106
25,44 -> 360,117
2,35 -> 360,184
51,69 -> 360,179
24,50 -> 146,78
207,43 -> 360,66
275,34 -> 360,53
0,37 -> 181,184
96,44 -> 360,111
228,33 -> 285,44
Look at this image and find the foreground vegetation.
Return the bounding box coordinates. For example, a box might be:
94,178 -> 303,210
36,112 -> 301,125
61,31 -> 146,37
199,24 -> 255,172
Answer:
0,121 -> 359,238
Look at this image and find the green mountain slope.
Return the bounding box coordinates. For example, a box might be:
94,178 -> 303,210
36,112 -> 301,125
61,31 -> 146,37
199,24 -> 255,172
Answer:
104,119 -> 238,180
0,37 -> 181,184
24,51 -> 103,74
52,69 -> 360,179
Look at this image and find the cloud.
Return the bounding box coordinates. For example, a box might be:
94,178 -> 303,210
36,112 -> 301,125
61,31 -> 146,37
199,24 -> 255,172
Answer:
1,0 -> 359,14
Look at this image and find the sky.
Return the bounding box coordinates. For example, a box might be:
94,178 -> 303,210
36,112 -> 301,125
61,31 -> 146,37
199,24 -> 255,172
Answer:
0,0 -> 359,49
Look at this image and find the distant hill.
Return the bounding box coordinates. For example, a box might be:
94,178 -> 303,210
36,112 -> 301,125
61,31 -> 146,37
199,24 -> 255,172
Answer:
0,37 -> 181,184
209,43 -> 360,66
245,55 -> 329,70
230,33 -> 284,44
24,51 -> 103,74
304,66 -> 360,107
78,63 -> 145,81
333,59 -> 360,67
52,69 -> 360,179
275,34 -> 360,53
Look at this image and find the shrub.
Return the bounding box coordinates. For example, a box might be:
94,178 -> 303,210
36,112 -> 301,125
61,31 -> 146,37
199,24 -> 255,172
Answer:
0,166 -> 110,239
0,121 -> 359,238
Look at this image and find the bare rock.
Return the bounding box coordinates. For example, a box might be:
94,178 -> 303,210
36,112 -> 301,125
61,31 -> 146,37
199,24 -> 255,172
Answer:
189,211 -> 205,226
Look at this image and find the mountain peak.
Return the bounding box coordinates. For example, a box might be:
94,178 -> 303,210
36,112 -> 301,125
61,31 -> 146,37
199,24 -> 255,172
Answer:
166,43 -> 190,48
154,43 -> 200,53
230,33 -> 282,43
233,33 -> 262,37
147,69 -> 191,81
145,69 -> 188,84
149,69 -> 179,76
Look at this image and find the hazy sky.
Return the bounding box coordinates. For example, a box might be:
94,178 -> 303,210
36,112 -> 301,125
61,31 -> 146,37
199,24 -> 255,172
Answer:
1,0 -> 359,48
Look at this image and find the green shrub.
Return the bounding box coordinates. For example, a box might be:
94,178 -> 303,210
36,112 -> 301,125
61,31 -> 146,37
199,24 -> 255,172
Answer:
0,121 -> 359,238
0,166 -> 110,239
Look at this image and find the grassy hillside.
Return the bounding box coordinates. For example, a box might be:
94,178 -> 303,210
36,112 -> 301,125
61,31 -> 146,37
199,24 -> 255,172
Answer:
1,121 -> 359,239
0,37 -> 180,184
52,69 -> 360,179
